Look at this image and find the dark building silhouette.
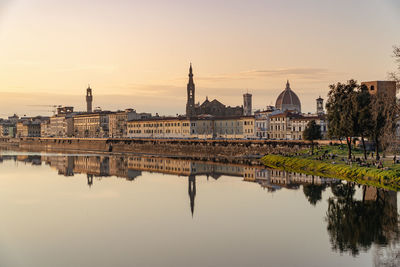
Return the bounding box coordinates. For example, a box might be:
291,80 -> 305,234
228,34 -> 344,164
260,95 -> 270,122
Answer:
86,85 -> 93,113
186,64 -> 196,117
185,64 -> 244,117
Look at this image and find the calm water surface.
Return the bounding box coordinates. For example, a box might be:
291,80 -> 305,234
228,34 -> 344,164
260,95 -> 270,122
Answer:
0,150 -> 399,267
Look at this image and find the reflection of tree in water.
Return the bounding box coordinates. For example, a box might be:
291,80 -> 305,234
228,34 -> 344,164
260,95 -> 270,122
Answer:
325,182 -> 399,258
302,176 -> 327,206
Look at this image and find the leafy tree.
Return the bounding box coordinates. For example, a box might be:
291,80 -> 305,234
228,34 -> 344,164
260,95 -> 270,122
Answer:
326,80 -> 358,159
303,120 -> 322,155
369,94 -> 398,160
354,85 -> 373,160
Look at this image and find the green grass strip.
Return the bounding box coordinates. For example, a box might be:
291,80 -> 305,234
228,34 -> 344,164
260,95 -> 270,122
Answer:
261,154 -> 400,191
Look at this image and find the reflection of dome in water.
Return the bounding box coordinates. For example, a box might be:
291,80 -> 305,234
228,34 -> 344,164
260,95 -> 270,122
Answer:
275,80 -> 301,113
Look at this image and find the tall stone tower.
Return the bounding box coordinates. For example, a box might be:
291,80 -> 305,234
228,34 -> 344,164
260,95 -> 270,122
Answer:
86,85 -> 93,113
243,93 -> 252,116
316,96 -> 324,115
361,81 -> 396,99
186,63 -> 196,117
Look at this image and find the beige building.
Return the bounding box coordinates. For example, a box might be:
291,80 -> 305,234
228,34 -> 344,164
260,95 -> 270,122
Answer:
109,109 -> 151,138
17,121 -> 41,137
127,117 -> 193,138
16,116 -> 49,138
48,115 -> 74,137
269,111 -> 327,140
291,115 -> 327,140
0,124 -> 6,137
41,120 -> 51,137
0,122 -> 15,137
127,116 -> 255,139
241,116 -> 256,139
73,112 -> 110,138
268,111 -> 300,140
109,111 -> 129,138
254,107 -> 276,139
191,117 -> 214,138
212,116 -> 255,139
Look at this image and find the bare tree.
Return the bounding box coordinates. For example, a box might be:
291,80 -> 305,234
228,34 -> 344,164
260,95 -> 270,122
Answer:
370,94 -> 398,160
388,45 -> 400,91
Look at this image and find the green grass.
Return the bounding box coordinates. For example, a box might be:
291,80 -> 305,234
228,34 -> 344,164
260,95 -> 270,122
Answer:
261,154 -> 400,191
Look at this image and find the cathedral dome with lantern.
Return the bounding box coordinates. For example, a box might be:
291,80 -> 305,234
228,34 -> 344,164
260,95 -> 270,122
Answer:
275,80 -> 301,113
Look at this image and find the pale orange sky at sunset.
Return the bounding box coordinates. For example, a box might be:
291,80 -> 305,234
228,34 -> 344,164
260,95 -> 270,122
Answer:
0,0 -> 399,117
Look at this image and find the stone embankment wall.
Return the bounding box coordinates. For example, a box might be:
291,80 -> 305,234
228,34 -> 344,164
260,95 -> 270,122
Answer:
0,137 -> 19,148
14,138 -> 311,161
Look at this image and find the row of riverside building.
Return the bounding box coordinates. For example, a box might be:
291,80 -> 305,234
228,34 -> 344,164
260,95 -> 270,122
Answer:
0,65 -> 396,140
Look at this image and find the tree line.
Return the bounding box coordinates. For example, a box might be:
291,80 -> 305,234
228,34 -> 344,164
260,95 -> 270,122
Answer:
303,45 -> 400,160
325,79 -> 397,160
326,46 -> 400,160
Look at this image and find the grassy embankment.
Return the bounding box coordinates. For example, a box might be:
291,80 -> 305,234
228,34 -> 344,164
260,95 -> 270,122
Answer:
261,145 -> 400,191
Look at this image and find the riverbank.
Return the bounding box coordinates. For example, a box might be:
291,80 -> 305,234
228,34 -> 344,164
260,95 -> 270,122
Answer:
261,154 -> 400,191
1,137 -> 312,164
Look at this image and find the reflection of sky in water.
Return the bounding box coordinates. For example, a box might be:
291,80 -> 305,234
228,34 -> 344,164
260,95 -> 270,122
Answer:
0,153 -> 398,267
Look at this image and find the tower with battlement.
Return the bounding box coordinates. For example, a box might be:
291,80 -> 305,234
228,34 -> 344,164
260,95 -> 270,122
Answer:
86,85 -> 93,113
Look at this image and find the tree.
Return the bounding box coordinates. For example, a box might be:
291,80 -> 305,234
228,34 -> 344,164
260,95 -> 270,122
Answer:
354,85 -> 373,160
369,93 -> 397,160
303,120 -> 322,155
326,80 -> 358,159
388,45 -> 400,91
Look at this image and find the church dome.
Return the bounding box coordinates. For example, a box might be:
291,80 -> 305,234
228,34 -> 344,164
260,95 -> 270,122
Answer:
275,80 -> 301,113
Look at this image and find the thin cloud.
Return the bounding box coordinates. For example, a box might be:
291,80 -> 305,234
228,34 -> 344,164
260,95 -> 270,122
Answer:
196,68 -> 338,83
53,64 -> 117,73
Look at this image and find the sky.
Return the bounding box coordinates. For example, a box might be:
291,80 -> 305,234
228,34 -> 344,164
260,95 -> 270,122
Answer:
0,0 -> 399,117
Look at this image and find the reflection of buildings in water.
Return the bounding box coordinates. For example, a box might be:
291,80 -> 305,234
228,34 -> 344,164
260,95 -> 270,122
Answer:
43,155 -> 141,185
244,168 -> 338,192
16,155 -> 42,165
6,154 -> 339,193
74,156 -> 110,177
127,156 -> 192,176
43,156 -> 74,176
109,156 -> 141,180
0,155 -> 17,163
191,162 -> 244,179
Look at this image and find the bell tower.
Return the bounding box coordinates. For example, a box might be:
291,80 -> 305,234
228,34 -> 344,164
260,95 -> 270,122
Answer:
86,85 -> 93,113
186,63 -> 195,117
316,96 -> 324,115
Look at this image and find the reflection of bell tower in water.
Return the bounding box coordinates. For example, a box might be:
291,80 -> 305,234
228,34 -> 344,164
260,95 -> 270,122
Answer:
87,174 -> 93,187
188,175 -> 196,217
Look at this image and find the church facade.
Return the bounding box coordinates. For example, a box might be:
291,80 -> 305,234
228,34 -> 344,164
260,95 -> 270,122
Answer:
185,64 -> 245,117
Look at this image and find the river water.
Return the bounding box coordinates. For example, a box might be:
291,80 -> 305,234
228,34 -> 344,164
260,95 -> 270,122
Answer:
0,150 -> 399,267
